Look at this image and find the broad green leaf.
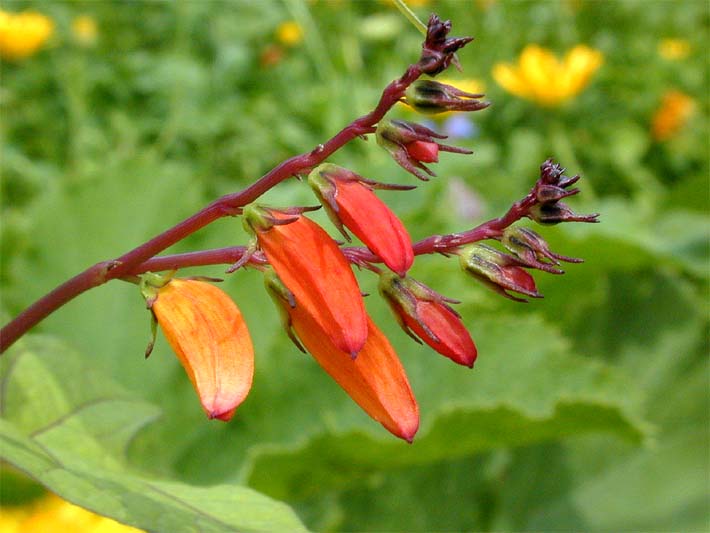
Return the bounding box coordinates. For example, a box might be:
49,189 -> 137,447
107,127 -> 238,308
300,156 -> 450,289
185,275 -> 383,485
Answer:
0,335 -> 307,533
236,311 -> 648,501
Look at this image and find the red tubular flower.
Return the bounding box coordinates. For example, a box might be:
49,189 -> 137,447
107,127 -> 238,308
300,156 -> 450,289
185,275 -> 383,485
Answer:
308,164 -> 415,276
265,269 -> 419,442
242,204 -> 368,357
143,277 -> 254,421
379,272 -> 477,367
458,243 -> 541,302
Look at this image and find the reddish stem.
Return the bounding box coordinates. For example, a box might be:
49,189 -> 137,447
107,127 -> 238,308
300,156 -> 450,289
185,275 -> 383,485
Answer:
0,66 -> 422,353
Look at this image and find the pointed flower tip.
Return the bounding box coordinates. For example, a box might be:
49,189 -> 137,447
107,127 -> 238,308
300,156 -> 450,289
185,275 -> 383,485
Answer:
145,278 -> 255,421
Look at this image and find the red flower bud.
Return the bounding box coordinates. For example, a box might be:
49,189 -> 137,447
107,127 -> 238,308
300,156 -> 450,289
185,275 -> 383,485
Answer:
379,272 -> 477,368
308,164 -> 415,276
406,140 -> 439,163
243,204 -> 368,357
458,244 -> 541,302
142,277 -> 254,421
265,269 -> 419,442
376,118 -> 471,181
501,226 -> 583,273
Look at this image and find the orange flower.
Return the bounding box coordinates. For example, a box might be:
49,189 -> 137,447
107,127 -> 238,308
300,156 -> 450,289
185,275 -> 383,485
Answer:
308,164 -> 415,276
243,204 -> 368,357
651,90 -> 695,141
379,272 -> 477,367
143,277 -> 254,421
266,269 -> 419,441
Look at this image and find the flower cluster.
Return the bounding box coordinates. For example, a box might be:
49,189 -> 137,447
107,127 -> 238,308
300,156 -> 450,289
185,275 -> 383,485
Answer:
134,16 -> 599,442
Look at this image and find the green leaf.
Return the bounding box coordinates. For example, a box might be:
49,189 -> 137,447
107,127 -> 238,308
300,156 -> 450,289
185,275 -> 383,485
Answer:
239,312 -> 648,502
0,335 -> 307,533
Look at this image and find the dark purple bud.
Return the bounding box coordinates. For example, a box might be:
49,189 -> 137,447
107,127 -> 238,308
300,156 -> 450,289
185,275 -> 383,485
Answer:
419,15 -> 474,76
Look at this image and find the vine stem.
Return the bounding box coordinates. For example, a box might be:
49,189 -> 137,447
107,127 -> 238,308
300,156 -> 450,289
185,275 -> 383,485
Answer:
0,65 -> 422,354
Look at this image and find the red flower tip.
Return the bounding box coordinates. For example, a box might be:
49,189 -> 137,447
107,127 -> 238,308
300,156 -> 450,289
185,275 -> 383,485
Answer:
379,272 -> 477,367
406,140 -> 439,163
243,203 -> 368,355
308,164 -> 414,276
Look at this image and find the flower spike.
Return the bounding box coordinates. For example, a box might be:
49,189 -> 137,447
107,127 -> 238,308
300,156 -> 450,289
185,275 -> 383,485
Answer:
265,268 -> 419,442
141,274 -> 254,421
308,164 -> 415,276
379,272 -> 477,368
243,203 -> 368,357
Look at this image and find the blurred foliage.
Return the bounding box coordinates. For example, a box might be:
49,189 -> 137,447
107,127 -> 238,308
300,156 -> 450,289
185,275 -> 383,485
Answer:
1,0 -> 708,531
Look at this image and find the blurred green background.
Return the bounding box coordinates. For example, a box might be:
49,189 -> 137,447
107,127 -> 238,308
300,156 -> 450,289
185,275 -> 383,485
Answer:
1,0 -> 708,531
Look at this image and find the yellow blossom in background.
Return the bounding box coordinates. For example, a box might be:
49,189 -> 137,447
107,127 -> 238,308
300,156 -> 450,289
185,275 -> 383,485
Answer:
493,44 -> 603,107
658,38 -> 691,60
651,90 -> 695,141
0,493 -> 144,533
276,20 -> 303,47
72,15 -> 98,46
0,9 -> 53,60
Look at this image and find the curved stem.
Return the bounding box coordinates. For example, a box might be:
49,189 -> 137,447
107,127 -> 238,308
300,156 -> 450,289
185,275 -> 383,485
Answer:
0,65 -> 422,353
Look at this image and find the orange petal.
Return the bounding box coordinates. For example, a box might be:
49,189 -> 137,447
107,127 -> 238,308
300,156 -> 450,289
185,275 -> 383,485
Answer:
334,180 -> 414,276
152,279 -> 254,421
290,303 -> 419,442
257,214 -> 368,356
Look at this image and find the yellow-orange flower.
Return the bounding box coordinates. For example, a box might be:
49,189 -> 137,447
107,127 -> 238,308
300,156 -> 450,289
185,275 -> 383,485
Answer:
146,277 -> 254,421
275,21 -> 303,47
0,493 -> 144,533
0,10 -> 53,60
266,269 -> 419,441
72,15 -> 98,46
493,44 -> 603,106
651,90 -> 695,141
658,38 -> 691,60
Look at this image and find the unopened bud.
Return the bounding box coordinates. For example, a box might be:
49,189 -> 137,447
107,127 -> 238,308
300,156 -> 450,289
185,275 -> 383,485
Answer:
379,272 -> 477,367
376,118 -> 471,181
529,202 -> 599,225
458,243 -> 541,301
501,226 -> 582,273
403,80 -> 489,115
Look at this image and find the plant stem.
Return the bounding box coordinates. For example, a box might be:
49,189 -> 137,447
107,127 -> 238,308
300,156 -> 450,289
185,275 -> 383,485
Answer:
0,65 -> 422,353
